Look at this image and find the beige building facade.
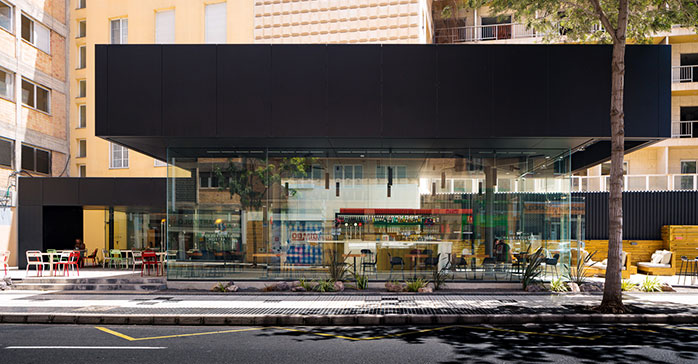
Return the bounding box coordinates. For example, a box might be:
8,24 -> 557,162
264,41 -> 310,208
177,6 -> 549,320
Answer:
431,2 -> 698,193
0,0 -> 69,265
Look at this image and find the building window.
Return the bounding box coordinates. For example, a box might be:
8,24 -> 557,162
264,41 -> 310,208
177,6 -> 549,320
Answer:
21,145 -> 51,174
77,139 -> 86,158
199,171 -> 219,188
78,164 -> 86,177
376,165 -> 406,180
78,79 -> 86,98
0,138 -> 13,168
77,0 -> 86,9
78,46 -> 86,69
110,18 -> 128,44
77,20 -> 86,38
334,165 -> 363,180
109,143 -> 128,169
155,10 -> 175,44
78,104 -> 86,128
0,0 -> 12,33
205,2 -> 226,43
154,159 -> 167,167
0,68 -> 13,100
601,161 -> 628,176
682,160 -> 698,174
680,161 -> 697,190
21,79 -> 50,113
21,14 -> 50,54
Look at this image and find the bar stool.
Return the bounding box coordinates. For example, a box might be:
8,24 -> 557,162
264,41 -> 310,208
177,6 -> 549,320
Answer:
677,256 -> 696,285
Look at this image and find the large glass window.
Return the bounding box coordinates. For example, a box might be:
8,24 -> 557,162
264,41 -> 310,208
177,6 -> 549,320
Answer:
166,148 -> 572,282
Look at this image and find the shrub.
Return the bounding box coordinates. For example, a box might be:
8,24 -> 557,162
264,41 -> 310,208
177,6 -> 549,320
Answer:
564,249 -> 598,286
211,282 -> 226,292
522,248 -> 546,290
298,279 -> 315,292
405,277 -> 428,292
431,260 -> 452,291
549,277 -> 569,292
314,279 -> 336,292
621,279 -> 637,292
639,276 -> 662,292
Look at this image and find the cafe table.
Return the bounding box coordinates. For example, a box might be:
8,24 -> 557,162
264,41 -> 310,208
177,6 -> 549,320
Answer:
40,251 -> 64,274
404,253 -> 430,278
343,252 -> 364,271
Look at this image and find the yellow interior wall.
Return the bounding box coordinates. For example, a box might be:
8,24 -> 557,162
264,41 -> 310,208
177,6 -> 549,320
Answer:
83,209 -> 106,260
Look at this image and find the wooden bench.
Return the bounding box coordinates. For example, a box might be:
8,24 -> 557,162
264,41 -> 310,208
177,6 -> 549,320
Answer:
584,252 -> 635,279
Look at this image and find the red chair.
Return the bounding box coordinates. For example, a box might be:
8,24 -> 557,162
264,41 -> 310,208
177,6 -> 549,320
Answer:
1,250 -> 10,276
141,251 -> 161,276
54,251 -> 80,277
85,248 -> 98,267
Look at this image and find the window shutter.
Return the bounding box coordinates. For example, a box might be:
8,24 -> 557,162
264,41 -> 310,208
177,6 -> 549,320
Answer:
35,21 -> 50,53
205,3 -> 226,43
155,10 -> 175,44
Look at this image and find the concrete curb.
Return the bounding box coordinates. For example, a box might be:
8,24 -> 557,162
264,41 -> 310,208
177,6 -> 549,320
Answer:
2,313 -> 698,326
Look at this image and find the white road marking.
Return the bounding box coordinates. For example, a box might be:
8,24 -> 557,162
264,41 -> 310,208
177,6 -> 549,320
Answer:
4,346 -> 166,350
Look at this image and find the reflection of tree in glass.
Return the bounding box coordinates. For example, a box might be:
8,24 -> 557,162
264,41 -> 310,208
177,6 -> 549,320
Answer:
214,157 -> 315,209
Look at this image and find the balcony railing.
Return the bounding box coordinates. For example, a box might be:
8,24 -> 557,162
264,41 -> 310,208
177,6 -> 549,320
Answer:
672,120 -> 696,138
672,65 -> 698,83
434,23 -> 542,43
572,174 -> 698,192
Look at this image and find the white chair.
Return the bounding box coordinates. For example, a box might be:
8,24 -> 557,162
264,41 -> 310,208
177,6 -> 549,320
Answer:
1,250 -> 10,276
131,251 -> 143,272
54,251 -> 72,276
25,250 -> 49,277
102,249 -> 112,268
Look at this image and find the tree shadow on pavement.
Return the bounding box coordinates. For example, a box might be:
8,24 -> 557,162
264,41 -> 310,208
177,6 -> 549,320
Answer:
255,324 -> 698,363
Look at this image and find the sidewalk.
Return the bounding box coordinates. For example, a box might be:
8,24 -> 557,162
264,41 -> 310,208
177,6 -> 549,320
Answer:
1,289 -> 697,326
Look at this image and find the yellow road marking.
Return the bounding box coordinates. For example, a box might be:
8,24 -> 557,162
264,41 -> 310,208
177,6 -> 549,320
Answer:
627,328 -> 658,333
96,326 -> 263,341
96,324 -> 601,342
666,325 -> 698,332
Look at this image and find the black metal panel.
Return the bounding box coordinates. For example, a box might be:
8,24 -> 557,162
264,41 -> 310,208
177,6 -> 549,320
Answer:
41,178 -> 80,205
95,44 -> 670,161
18,206 -> 41,268
574,191 -> 698,240
271,45 -> 327,137
94,45 -> 108,137
17,177 -> 42,206
327,45 -> 381,138
491,46 -> 548,137
162,45 -> 217,136
437,45 -> 493,137
105,45 -> 162,136
78,178 -> 115,205
382,45 -> 438,138
625,47 -> 661,137
548,45 -> 610,136
217,45 -> 271,137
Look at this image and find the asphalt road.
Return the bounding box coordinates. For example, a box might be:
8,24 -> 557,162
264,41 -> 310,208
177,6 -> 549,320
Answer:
1,323 -> 697,363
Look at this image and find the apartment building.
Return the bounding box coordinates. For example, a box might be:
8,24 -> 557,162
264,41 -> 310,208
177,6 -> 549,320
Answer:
431,2 -> 698,193
0,0 -> 69,265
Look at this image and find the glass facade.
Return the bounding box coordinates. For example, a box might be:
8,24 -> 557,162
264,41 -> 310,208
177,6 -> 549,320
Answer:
166,148 -> 572,281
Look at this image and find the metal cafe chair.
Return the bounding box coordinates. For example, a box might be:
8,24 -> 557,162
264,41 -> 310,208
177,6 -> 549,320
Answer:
141,250 -> 162,276
25,250 -> 49,277
544,253 -> 560,278
54,251 -> 80,277
0,250 -> 10,276
131,251 -> 144,273
387,252 -> 405,281
677,256 -> 697,285
360,249 -> 377,274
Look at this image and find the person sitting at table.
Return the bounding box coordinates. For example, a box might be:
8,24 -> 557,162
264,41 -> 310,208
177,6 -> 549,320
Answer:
74,238 -> 85,250
494,239 -> 513,263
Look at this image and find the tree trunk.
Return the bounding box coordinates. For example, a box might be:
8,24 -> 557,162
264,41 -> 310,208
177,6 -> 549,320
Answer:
598,39 -> 628,313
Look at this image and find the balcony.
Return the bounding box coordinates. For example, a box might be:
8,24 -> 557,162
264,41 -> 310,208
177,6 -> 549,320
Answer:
434,23 -> 541,43
572,174 -> 698,192
672,65 -> 698,83
672,120 -> 697,138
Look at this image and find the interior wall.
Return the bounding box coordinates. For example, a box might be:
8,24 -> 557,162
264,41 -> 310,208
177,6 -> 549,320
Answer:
42,207 -> 84,251
83,209 -> 106,262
